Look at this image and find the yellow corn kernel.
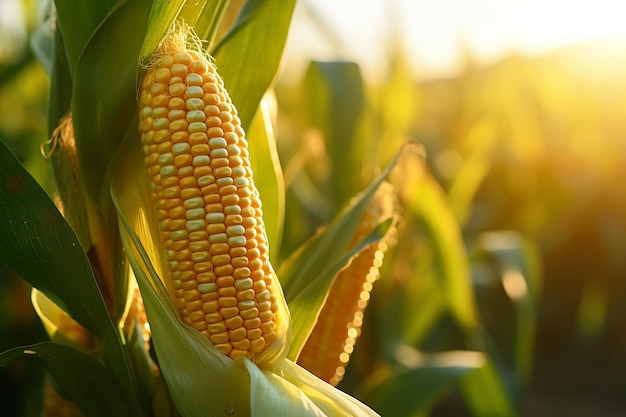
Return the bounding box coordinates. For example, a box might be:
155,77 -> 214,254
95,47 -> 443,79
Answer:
122,286 -> 153,357
138,27 -> 282,360
297,181 -> 397,386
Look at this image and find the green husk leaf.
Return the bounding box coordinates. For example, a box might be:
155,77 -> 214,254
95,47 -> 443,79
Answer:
43,113 -> 93,250
244,358 -> 325,417
54,0 -> 117,74
0,342 -> 129,416
212,0 -> 295,130
139,0 -> 186,58
247,95 -> 285,263
184,0 -> 229,45
111,135 -> 250,417
277,359 -> 381,416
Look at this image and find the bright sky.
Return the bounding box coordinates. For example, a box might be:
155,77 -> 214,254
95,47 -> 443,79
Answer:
282,0 -> 626,82
0,0 -> 26,60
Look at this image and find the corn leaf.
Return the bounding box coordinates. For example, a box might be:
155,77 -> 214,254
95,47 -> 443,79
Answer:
212,0 -> 295,130
303,61 -> 366,209
356,350 -> 485,417
228,0 -> 266,33
447,121 -> 496,225
398,151 -> 480,337
0,342 -> 129,416
0,139 -> 142,414
0,139 -> 99,334
459,359 -> 518,417
374,45 -> 419,166
72,0 -> 151,203
206,0 -> 268,49
53,0 -> 117,74
247,95 -> 285,263
397,153 -> 518,416
479,231 -> 541,388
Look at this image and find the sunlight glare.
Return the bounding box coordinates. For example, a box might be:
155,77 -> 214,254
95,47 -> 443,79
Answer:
286,0 -> 626,81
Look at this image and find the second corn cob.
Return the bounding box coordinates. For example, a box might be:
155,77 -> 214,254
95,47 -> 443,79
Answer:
297,181 -> 397,385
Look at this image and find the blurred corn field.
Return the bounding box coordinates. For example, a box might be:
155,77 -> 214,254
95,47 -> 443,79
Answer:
2,0 -> 626,416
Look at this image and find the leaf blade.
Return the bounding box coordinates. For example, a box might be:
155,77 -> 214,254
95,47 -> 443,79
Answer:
72,0 -> 151,202
212,0 -> 295,130
54,0 -> 117,74
247,96 -> 285,263
0,342 -> 129,417
357,350 -> 485,416
0,139 -> 142,414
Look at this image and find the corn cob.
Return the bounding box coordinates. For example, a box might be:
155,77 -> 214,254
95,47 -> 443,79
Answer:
137,26 -> 283,360
297,182 -> 397,386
